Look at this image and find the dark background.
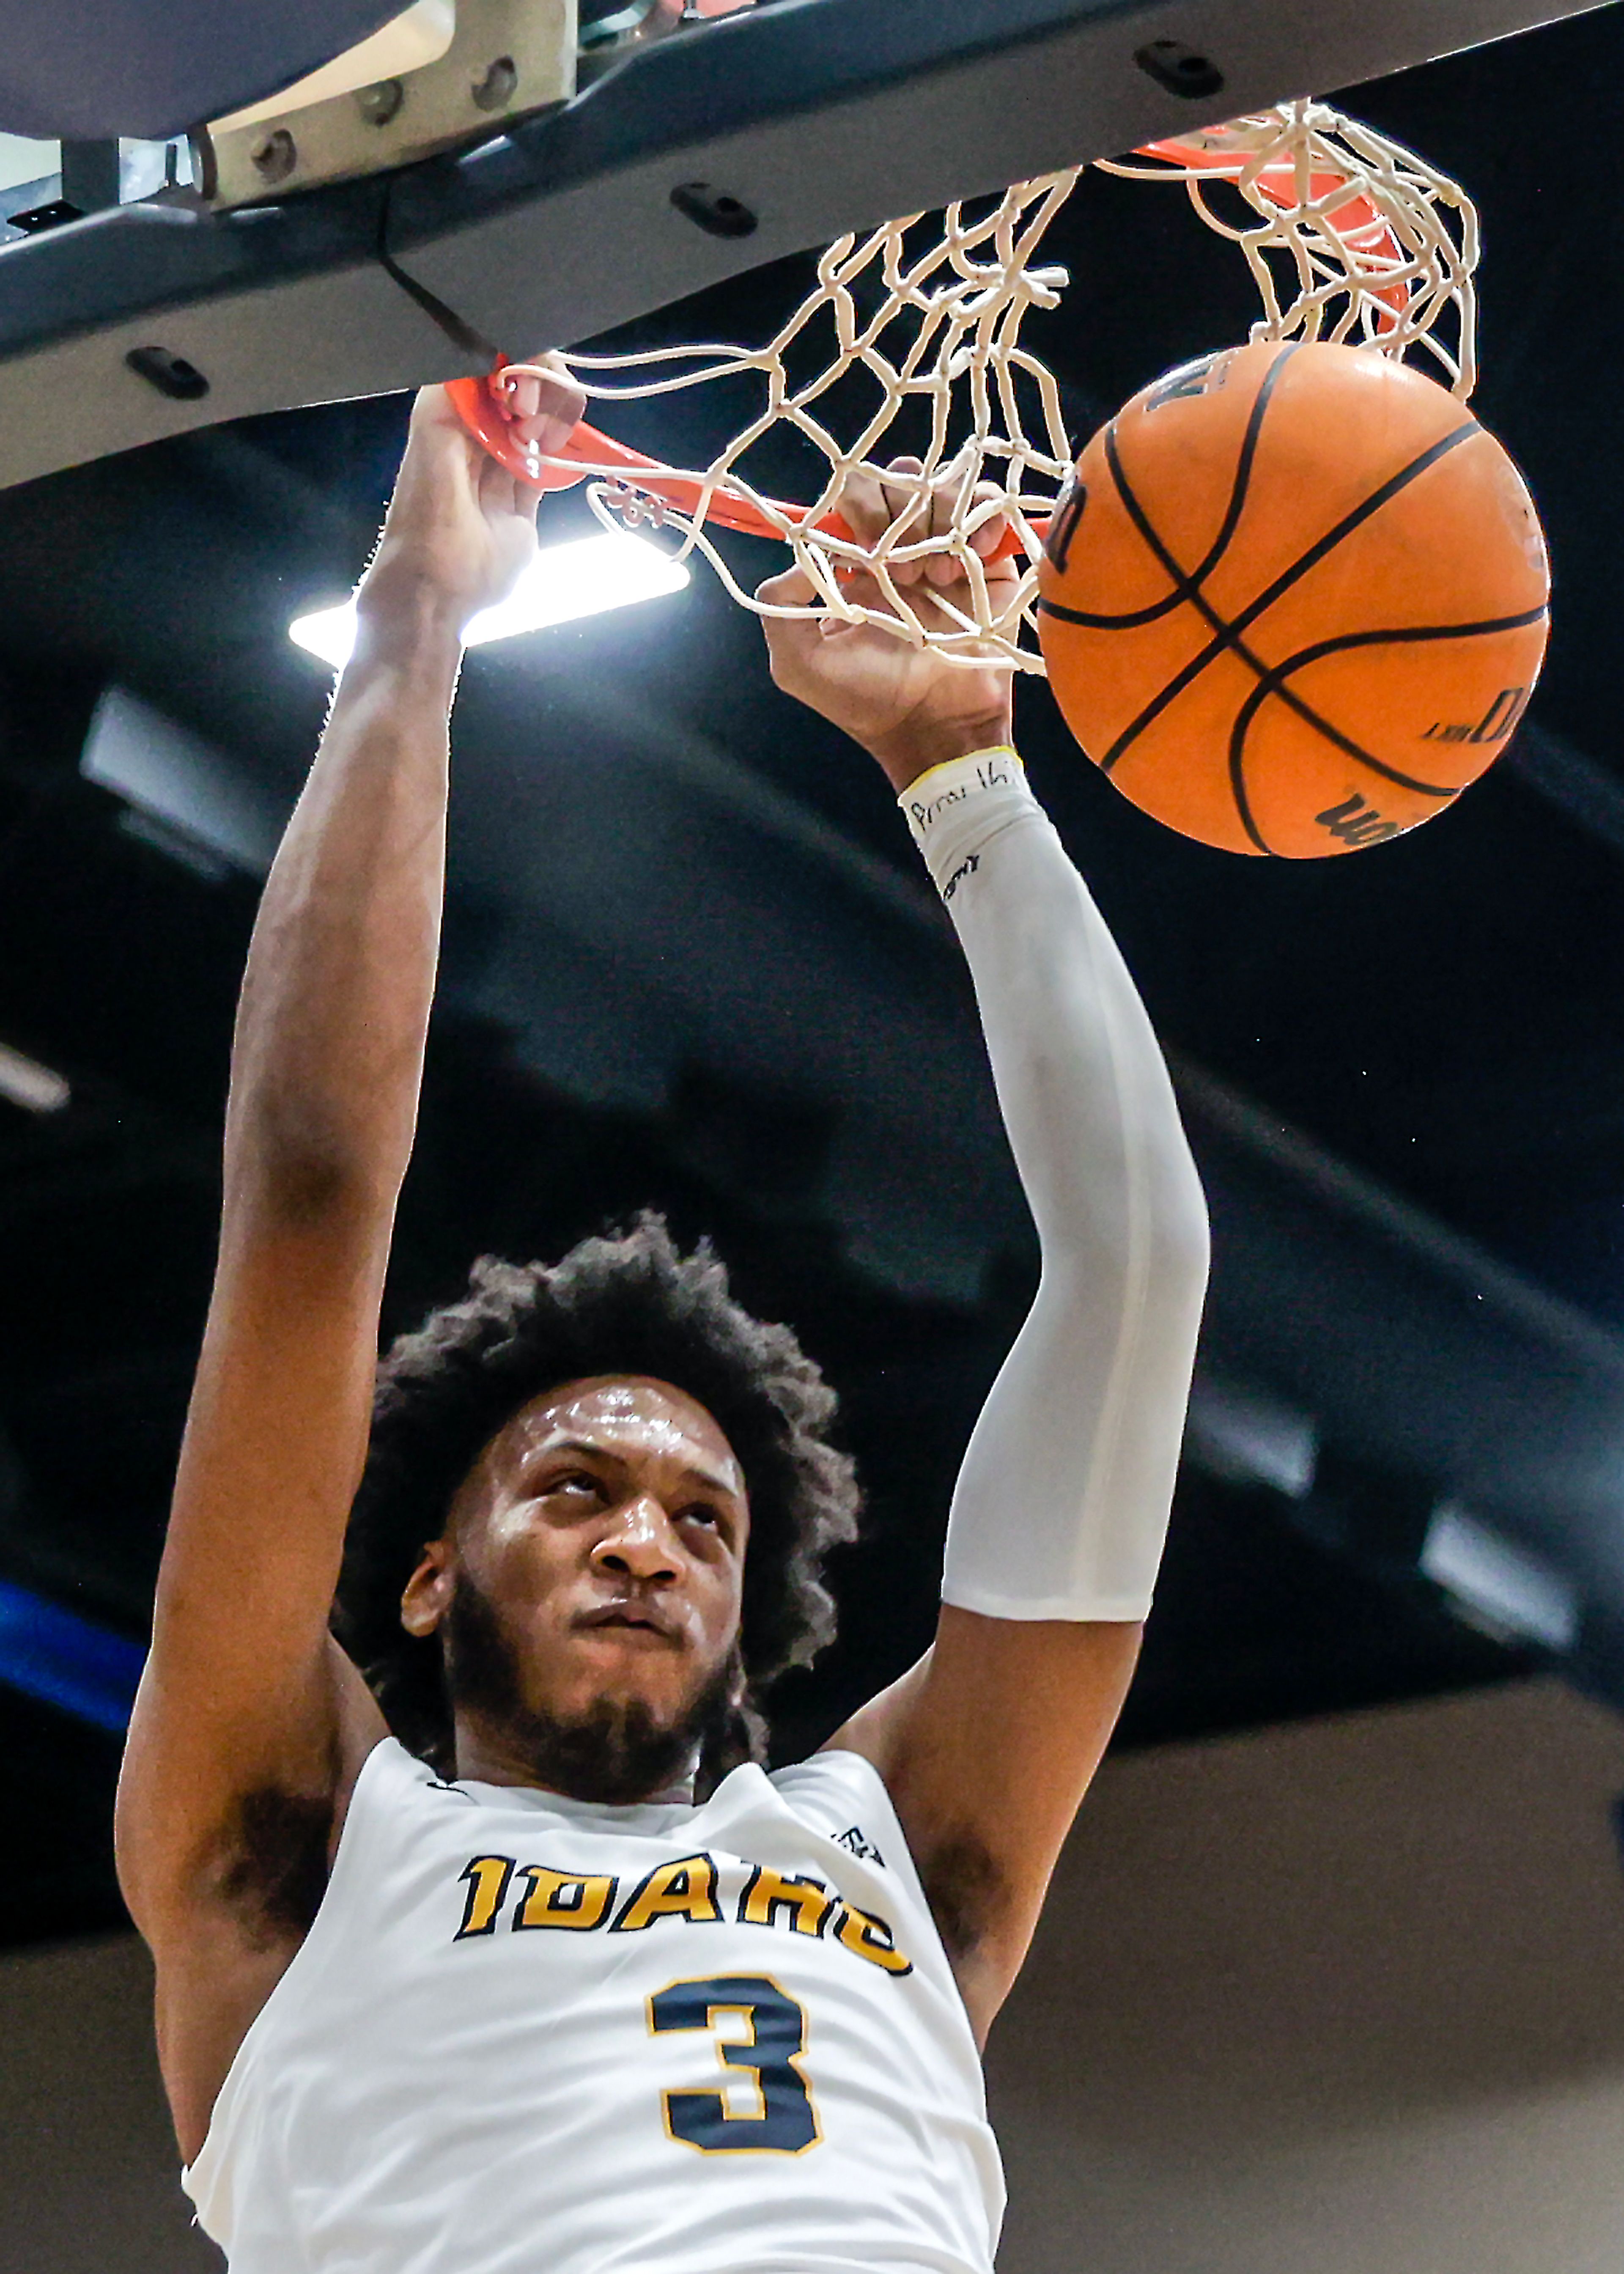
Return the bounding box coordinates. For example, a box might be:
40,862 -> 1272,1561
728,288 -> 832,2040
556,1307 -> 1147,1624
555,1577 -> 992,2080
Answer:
4,5 -> 1624,1947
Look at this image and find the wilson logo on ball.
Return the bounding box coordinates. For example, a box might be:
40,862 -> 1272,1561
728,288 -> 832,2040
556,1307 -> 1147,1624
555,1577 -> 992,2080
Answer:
1143,352 -> 1229,412
1315,795 -> 1401,848
1044,480 -> 1087,575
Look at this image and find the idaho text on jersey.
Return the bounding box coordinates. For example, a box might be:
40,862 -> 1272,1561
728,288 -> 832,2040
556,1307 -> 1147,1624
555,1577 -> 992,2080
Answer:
453,1850 -> 913,1974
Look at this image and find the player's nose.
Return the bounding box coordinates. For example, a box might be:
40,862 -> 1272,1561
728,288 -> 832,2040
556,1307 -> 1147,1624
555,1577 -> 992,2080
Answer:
591,1493 -> 680,1582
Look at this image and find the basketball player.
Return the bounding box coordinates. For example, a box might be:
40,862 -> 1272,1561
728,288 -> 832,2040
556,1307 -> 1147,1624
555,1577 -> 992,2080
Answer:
115,366 -> 1209,2272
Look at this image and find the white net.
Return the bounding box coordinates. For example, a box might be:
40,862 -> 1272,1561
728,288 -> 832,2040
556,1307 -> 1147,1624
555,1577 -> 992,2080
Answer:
504,99 -> 1479,670
1099,99 -> 1479,398
542,171 -> 1080,671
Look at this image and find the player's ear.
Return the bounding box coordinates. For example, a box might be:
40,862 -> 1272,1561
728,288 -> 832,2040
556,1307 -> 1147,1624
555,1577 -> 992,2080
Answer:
401,1540 -> 454,1637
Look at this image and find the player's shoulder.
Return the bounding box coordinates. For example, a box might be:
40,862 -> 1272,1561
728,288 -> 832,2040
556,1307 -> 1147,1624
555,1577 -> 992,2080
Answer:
333,1731 -> 468,1840
767,1742 -> 884,1802
764,1745 -> 898,1868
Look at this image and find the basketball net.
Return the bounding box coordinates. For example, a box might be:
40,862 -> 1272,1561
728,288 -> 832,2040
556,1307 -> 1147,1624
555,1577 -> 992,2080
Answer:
1103,101 -> 1478,397
486,99 -> 1478,673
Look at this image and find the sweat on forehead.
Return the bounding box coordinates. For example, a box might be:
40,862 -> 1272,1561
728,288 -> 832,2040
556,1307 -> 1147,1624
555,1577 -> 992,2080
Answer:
476,1376 -> 745,1494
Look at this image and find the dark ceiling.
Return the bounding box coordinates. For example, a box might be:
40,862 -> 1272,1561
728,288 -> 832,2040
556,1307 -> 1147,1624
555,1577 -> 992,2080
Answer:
5,5 -> 1624,1949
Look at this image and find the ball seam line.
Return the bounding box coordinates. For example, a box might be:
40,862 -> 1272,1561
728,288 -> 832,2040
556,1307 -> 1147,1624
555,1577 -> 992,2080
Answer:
1042,343 -> 1302,633
1063,411 -> 1481,776
1224,604 -> 1551,852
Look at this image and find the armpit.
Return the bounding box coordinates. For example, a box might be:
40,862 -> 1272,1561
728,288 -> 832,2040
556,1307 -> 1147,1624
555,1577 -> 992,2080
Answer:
919,1829 -> 1008,1964
216,1787 -> 334,1944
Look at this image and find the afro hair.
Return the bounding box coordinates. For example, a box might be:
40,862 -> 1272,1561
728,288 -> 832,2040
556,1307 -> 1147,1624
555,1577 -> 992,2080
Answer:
334,1215 -> 861,1788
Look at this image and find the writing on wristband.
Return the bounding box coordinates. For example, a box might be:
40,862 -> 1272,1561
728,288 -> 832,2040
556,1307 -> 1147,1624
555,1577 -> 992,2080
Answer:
900,747 -> 1026,846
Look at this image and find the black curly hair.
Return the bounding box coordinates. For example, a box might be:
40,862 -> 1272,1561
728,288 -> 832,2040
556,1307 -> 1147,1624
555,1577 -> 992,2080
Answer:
334,1215 -> 860,1794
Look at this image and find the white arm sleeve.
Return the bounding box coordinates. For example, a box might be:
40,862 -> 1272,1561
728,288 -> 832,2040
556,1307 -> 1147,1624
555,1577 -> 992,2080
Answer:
902,748 -> 1210,1623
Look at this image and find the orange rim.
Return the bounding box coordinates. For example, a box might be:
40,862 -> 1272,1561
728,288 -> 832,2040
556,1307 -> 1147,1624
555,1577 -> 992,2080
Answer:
1137,137 -> 1413,328
446,365 -> 853,541
446,363 -> 1031,559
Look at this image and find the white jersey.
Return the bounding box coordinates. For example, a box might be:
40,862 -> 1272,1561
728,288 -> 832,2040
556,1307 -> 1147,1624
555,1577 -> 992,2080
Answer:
184,1736 -> 1004,2274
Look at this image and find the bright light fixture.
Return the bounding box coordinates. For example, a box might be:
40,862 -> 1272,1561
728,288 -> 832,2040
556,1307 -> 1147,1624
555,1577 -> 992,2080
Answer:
290,530 -> 690,670
0,1039 -> 69,1114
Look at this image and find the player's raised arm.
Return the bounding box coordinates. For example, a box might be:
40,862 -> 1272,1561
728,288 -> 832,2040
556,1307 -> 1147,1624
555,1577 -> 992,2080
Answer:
115,374 -> 584,2135
759,478 -> 1210,2042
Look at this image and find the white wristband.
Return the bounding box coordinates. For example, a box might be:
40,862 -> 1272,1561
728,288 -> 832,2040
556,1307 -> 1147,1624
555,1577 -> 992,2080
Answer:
898,747 -> 1040,901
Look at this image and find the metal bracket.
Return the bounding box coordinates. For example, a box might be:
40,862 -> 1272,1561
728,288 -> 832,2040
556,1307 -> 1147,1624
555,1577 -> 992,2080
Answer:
196,0 -> 578,210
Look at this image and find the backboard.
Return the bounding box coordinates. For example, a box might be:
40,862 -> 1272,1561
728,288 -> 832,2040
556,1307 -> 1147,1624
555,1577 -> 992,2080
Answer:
0,0 -> 1614,489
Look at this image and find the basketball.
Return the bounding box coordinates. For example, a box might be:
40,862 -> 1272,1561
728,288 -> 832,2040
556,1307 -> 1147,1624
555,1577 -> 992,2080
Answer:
1036,340 -> 1550,857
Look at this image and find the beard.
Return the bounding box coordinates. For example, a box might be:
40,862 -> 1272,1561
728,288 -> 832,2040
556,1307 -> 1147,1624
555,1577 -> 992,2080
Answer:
442,1573 -> 736,1805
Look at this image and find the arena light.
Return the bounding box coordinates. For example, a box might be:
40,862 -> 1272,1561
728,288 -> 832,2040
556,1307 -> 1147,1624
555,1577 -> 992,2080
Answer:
1184,1375 -> 1317,1499
0,1038 -> 69,1114
290,530 -> 690,670
1421,1500 -> 1580,1652
82,685 -> 283,878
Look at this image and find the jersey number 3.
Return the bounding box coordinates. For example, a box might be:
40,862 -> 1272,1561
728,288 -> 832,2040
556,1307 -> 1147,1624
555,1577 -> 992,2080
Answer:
648,1975 -> 820,2153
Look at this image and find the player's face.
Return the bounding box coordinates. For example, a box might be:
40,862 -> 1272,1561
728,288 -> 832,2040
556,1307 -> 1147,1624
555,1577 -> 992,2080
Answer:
409,1377 -> 750,1791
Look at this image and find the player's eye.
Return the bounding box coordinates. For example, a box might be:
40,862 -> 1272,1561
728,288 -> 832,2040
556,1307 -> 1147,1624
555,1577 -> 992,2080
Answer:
543,1469 -> 605,1501
678,1502 -> 721,1532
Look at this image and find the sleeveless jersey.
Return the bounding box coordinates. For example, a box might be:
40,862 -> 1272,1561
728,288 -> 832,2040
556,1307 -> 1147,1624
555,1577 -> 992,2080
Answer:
183,1737 -> 1004,2274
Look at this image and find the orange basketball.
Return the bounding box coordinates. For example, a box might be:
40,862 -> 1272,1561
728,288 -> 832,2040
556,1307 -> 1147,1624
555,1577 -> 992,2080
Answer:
1036,340 -> 1550,857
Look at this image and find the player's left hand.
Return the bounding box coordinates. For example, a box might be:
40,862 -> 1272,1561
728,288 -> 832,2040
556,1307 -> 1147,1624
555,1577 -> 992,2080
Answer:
362,357 -> 588,629
757,455 -> 1018,790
